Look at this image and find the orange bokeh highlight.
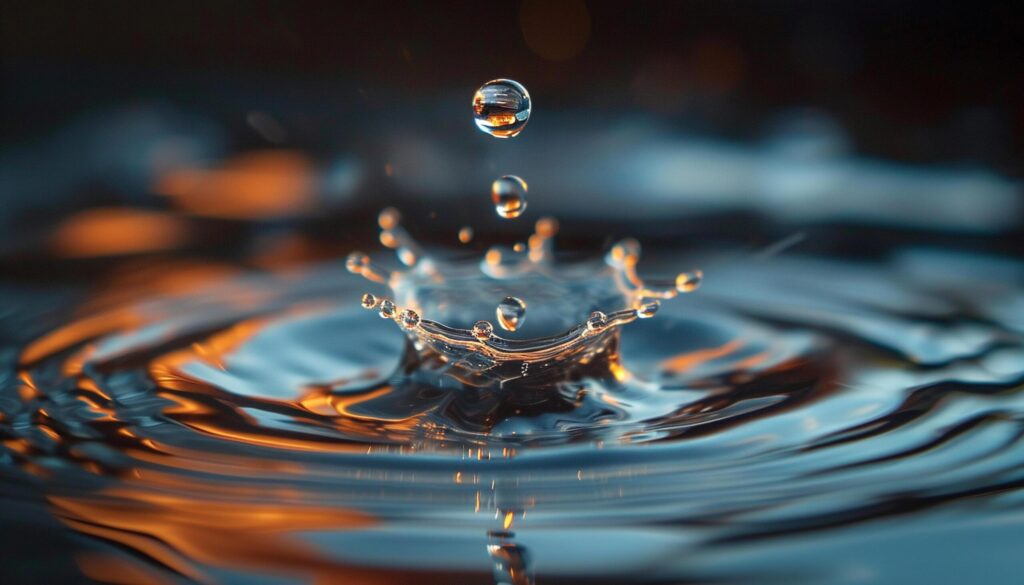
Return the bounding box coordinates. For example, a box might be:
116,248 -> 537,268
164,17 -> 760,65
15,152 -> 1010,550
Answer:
51,208 -> 188,258
155,151 -> 314,219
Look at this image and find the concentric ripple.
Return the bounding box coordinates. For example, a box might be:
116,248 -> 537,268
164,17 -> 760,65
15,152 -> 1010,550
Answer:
2,248 -> 1023,584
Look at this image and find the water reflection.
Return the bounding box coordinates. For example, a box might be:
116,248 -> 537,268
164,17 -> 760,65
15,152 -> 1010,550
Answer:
2,245 -> 1022,583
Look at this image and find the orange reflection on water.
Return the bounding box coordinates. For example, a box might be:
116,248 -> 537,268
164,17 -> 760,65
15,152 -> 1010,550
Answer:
661,339 -> 744,373
50,480 -> 376,585
50,208 -> 189,258
155,151 -> 313,219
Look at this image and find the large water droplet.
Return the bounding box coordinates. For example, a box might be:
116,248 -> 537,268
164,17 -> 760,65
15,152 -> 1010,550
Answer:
496,296 -> 527,332
473,79 -> 531,138
379,299 -> 396,319
492,176 -> 528,219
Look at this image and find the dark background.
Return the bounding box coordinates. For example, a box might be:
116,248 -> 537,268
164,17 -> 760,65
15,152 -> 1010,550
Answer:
2,0 -> 1022,266
4,0 -> 1023,168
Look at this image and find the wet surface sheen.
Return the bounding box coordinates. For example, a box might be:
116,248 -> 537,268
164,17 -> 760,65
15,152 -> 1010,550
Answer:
2,248 -> 1024,584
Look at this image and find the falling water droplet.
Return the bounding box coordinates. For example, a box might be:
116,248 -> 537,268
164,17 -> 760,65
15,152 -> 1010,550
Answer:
492,176 -> 528,219
496,297 -> 527,332
586,311 -> 608,333
472,320 -> 494,341
379,299 -> 396,319
676,269 -> 703,293
635,298 -> 659,319
346,252 -> 369,273
458,226 -> 474,244
361,293 -> 378,309
472,79 -> 531,138
513,242 -> 525,253
400,309 -> 420,329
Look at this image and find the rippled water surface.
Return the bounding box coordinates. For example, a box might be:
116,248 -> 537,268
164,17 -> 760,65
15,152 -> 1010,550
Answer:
3,246 -> 1024,584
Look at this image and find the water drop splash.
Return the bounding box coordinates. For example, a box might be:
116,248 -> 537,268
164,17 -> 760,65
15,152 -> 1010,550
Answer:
473,79 -> 532,138
492,175 -> 528,219
355,212 -> 701,385
496,296 -> 527,332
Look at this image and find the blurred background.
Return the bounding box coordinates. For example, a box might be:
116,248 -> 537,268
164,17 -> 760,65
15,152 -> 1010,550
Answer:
2,0 -> 1022,277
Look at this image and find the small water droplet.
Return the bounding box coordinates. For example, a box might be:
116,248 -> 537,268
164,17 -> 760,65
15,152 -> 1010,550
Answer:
513,242 -> 525,253
534,217 -> 559,238
496,297 -> 527,332
398,247 -> 418,266
458,226 -> 474,244
472,320 -> 494,341
635,298 -> 659,319
361,293 -> 378,309
378,207 -> 401,230
346,252 -> 369,273
492,176 -> 528,219
586,311 -> 608,333
379,299 -> 396,319
608,239 -> 640,267
472,79 -> 531,138
399,309 -> 420,329
676,269 -> 703,293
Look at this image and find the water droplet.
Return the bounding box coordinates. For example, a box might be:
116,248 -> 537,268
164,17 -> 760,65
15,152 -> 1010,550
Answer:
676,270 -> 703,293
361,293 -> 378,309
607,239 -> 640,267
586,311 -> 608,333
535,217 -> 559,238
378,207 -> 401,230
379,299 -> 396,319
472,79 -> 531,138
635,298 -> 659,319
398,247 -> 418,266
400,309 -> 420,329
346,252 -> 369,273
458,227 -> 474,244
379,231 -> 398,248
513,242 -> 525,253
472,320 -> 494,341
492,176 -> 528,219
496,297 -> 527,332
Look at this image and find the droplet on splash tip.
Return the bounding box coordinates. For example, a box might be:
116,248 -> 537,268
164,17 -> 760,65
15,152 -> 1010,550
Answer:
400,309 -> 421,329
676,270 -> 703,293
472,79 -> 531,138
345,252 -> 369,273
472,320 -> 494,341
635,298 -> 659,319
496,297 -> 527,332
586,311 -> 608,333
608,239 -> 640,266
492,175 -> 528,219
361,293 -> 378,309
458,226 -> 474,244
379,299 -> 397,319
